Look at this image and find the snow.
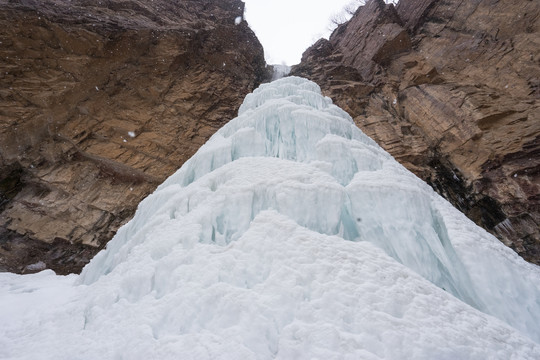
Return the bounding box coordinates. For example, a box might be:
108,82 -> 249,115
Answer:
1,77 -> 540,359
272,64 -> 292,81
24,261 -> 46,272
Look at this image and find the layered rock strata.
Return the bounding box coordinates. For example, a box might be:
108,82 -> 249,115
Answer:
0,0 -> 268,273
292,0 -> 540,263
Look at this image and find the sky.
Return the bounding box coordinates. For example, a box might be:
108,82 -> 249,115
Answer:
242,0 -> 356,65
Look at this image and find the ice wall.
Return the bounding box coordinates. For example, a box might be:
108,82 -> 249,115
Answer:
2,77 -> 539,360
81,77 -> 540,342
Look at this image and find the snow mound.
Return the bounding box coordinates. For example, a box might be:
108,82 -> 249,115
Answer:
1,77 -> 539,359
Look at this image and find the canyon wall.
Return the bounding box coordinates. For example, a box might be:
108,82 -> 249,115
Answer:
0,0 -> 269,273
292,0 -> 539,263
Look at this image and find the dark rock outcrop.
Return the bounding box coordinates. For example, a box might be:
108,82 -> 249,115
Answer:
0,0 -> 269,274
292,0 -> 540,264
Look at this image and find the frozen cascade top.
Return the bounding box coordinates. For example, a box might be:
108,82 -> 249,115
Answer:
3,77 -> 539,360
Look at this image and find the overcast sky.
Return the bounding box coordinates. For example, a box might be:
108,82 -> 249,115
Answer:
242,0 -> 355,65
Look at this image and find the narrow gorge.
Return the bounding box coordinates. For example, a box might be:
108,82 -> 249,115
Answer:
0,0 -> 538,273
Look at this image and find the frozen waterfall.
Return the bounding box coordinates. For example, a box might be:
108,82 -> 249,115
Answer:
1,77 -> 539,360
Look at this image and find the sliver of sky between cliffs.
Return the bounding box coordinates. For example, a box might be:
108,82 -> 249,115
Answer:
242,0 -> 360,66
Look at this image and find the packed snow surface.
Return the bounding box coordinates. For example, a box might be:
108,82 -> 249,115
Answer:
1,77 -> 540,359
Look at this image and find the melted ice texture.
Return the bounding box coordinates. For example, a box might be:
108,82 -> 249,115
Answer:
1,77 -> 539,359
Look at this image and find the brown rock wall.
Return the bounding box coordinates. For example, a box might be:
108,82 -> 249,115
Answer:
0,0 -> 269,273
292,0 -> 540,263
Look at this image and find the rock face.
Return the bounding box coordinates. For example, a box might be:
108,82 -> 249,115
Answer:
0,0 -> 269,274
292,0 -> 540,264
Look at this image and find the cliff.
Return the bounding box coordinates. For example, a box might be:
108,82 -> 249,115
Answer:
0,0 -> 269,273
292,0 -> 539,264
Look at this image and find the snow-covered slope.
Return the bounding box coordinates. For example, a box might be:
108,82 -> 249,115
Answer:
1,77 -> 539,359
